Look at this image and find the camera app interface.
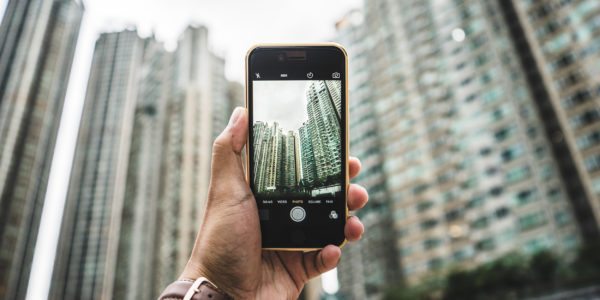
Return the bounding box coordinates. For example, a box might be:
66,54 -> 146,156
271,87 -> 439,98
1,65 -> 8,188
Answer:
252,79 -> 343,224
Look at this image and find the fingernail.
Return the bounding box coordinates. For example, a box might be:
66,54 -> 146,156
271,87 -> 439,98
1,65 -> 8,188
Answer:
228,107 -> 243,128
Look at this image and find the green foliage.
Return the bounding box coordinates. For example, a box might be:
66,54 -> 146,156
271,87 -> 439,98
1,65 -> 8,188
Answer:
442,244 -> 600,299
382,244 -> 600,300
383,278 -> 443,300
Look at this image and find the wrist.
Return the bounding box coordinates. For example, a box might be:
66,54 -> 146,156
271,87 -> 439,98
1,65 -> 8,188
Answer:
180,260 -> 244,299
159,278 -> 232,300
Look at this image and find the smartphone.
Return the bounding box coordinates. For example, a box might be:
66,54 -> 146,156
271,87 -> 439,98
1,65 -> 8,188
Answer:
246,44 -> 348,250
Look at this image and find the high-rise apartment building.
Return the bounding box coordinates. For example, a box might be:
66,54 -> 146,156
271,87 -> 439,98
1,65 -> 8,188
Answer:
282,131 -> 300,188
335,0 -> 588,294
51,25 -> 237,299
159,26 -> 232,273
305,81 -> 342,183
498,0 -> 600,238
50,30 -> 147,300
335,9 -> 401,299
299,122 -> 317,185
254,122 -> 283,192
112,39 -> 172,300
0,0 -> 83,298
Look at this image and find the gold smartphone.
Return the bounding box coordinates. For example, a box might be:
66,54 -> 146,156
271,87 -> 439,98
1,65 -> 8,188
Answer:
245,44 -> 349,250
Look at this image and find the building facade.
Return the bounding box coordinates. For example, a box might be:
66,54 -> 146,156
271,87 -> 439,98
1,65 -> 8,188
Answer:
335,0 -> 590,295
0,0 -> 83,298
305,81 -> 342,184
50,30 -> 146,300
335,9 -> 401,299
51,26 -> 238,299
112,39 -> 172,300
499,0 -> 600,239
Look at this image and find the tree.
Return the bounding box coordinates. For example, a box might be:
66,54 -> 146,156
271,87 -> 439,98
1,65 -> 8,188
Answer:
529,250 -> 559,286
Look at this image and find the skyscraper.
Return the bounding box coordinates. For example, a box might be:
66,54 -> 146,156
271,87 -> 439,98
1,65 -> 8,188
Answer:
305,81 -> 342,183
335,0 -> 586,294
51,25 -> 236,299
254,122 -> 283,192
282,131 -> 300,188
498,0 -> 600,239
159,26 -> 233,273
0,0 -> 83,298
299,122 -> 317,185
50,30 -> 146,300
112,39 -> 172,300
253,121 -> 306,193
335,9 -> 401,299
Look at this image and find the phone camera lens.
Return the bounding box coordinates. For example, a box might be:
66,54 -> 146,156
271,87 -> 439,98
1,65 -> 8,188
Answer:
278,53 -> 285,62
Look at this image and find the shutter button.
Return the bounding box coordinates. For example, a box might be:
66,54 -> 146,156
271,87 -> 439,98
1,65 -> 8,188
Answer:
290,206 -> 306,222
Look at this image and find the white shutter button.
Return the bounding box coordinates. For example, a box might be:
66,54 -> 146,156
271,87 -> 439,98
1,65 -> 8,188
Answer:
290,206 -> 306,222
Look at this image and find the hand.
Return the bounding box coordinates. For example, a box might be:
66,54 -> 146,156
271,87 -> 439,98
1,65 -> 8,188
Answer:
180,107 -> 369,299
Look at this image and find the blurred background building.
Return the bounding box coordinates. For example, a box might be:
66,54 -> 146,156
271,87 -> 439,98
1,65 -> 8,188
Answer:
0,0 -> 83,299
48,27 -> 241,299
0,0 -> 599,299
334,0 -> 600,299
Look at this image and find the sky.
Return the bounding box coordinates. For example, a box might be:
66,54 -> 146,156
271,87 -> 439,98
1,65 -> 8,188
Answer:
253,80 -> 310,131
22,0 -> 361,298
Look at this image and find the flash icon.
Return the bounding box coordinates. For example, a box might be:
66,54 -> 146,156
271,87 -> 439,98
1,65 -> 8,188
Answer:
255,73 -> 261,79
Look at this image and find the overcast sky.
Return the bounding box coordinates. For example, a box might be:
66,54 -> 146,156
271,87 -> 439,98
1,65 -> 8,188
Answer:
22,0 -> 360,298
254,81 -> 310,131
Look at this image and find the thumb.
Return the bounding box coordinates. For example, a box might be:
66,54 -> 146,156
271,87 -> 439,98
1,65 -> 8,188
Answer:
210,107 -> 248,181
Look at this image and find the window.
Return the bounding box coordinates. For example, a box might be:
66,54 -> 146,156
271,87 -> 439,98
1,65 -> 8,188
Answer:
413,184 -> 430,195
476,238 -> 495,251
516,188 -> 536,206
428,258 -> 444,270
471,216 -> 489,229
446,209 -> 462,222
584,155 -> 600,172
490,186 -> 504,197
495,126 -> 513,142
525,237 -> 549,253
576,130 -> 600,150
417,201 -> 433,212
495,207 -> 510,219
550,52 -> 574,71
483,88 -> 502,104
518,212 -> 547,232
424,238 -> 442,250
466,196 -> 485,209
453,248 -> 473,261
421,219 -> 439,230
547,188 -> 562,202
502,144 -> 524,162
562,89 -> 592,108
555,211 -> 570,226
506,166 -> 531,183
570,108 -> 600,129
401,246 -> 414,257
480,147 -> 492,156
474,53 -> 488,66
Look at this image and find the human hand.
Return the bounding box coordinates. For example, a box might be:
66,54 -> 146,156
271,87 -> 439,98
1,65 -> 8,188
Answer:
179,107 -> 369,299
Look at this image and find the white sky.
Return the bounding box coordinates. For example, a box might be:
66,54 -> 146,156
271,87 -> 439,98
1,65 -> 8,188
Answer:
24,0 -> 360,298
254,80 -> 309,132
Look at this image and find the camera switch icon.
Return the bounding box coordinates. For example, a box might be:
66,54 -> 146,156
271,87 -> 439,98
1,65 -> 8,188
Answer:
306,72 -> 314,79
332,72 -> 340,79
329,210 -> 338,219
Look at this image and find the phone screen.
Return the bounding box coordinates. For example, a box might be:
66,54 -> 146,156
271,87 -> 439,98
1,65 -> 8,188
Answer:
248,46 -> 347,248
